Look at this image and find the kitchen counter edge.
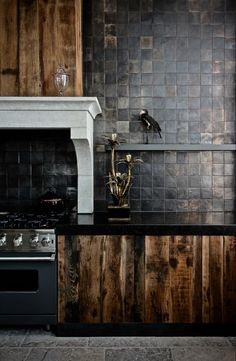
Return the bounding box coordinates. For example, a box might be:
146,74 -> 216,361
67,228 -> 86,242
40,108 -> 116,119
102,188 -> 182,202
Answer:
56,212 -> 236,235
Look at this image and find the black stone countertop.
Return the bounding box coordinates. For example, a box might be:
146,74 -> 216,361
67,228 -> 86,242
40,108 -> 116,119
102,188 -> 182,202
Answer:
56,211 -> 236,235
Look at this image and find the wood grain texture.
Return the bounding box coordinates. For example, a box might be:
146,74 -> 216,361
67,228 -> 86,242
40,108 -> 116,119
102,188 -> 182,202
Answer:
223,236 -> 236,323
120,235 -> 134,321
102,235 -> 123,322
57,235 -> 66,323
202,235 -> 210,322
38,0 -> 57,95
170,235 -> 194,322
65,235 -> 80,321
55,0 -> 77,96
192,235 -> 202,322
75,0 -> 83,95
134,235 -> 145,322
78,235 -> 103,322
0,0 -> 19,95
19,0 -> 41,95
145,235 -> 171,322
0,0 -> 83,96
209,236 -> 224,322
58,235 -> 236,324
101,235 -> 135,322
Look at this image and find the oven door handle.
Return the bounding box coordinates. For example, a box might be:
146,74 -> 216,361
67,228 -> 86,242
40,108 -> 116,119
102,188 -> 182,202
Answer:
0,254 -> 55,262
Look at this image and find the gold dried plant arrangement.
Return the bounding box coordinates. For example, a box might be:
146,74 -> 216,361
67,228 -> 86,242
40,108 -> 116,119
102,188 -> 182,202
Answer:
104,133 -> 143,208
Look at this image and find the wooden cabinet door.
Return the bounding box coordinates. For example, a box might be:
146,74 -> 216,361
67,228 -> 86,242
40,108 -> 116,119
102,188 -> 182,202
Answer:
58,235 -> 135,323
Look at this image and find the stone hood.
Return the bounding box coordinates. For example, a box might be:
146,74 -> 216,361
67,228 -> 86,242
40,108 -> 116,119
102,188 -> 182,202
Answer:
0,97 -> 102,214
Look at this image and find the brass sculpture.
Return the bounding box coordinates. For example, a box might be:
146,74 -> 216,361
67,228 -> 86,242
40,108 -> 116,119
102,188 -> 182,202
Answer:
105,133 -> 143,208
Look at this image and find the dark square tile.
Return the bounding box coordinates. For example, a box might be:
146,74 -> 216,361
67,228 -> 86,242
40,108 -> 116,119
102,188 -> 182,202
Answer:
165,188 -> 177,199
201,25 -> 213,38
5,152 -> 19,163
201,74 -> 212,85
165,199 -> 177,211
201,61 -> 213,73
153,86 -> 165,97
8,188 -> 19,200
153,176 -> 164,187
141,187 -> 152,199
142,74 -> 153,84
189,25 -> 201,37
189,61 -> 200,73
165,74 -> 177,85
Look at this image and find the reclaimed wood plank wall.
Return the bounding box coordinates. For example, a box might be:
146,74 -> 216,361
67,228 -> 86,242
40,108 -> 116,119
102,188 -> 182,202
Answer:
0,0 -> 82,96
58,235 -> 236,324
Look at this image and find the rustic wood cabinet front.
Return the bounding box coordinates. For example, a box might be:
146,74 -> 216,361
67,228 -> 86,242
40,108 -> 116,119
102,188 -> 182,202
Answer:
58,235 -> 236,324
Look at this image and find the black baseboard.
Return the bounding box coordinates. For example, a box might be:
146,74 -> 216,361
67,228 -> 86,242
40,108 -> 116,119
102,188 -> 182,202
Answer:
55,323 -> 236,337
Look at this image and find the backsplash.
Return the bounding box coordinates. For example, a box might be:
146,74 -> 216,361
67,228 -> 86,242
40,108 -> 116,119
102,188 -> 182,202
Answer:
83,0 -> 236,211
0,131 -> 77,211
129,150 -> 234,212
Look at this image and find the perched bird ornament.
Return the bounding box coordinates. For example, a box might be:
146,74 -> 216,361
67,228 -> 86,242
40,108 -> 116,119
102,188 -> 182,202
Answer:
139,109 -> 162,144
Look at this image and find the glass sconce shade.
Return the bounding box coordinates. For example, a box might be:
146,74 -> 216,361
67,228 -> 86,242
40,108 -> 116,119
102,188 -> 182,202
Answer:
53,65 -> 69,96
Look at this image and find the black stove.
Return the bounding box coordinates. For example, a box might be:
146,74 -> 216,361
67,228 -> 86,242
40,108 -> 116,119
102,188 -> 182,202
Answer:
0,211 -> 61,326
0,211 -> 64,325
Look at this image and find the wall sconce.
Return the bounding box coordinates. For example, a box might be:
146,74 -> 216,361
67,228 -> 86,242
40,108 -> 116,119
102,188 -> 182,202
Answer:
53,65 -> 70,96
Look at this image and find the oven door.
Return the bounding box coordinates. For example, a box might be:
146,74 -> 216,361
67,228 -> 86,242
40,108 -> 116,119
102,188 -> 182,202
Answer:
0,254 -> 56,316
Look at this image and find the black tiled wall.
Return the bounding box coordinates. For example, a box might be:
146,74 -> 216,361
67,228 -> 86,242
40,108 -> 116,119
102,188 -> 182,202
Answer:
83,0 -> 236,212
0,131 -> 77,211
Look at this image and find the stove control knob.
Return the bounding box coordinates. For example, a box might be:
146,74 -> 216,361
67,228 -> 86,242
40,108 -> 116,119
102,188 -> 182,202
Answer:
0,233 -> 6,247
30,234 -> 39,247
13,233 -> 23,247
41,234 -> 51,247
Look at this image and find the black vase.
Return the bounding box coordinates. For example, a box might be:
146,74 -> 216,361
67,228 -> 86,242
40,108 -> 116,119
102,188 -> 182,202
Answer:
107,204 -> 131,223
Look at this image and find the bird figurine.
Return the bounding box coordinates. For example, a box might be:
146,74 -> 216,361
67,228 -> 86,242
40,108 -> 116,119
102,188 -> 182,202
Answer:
139,109 -> 162,144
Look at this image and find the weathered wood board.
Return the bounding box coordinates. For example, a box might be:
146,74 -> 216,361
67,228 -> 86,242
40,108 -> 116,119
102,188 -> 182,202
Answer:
0,0 -> 82,96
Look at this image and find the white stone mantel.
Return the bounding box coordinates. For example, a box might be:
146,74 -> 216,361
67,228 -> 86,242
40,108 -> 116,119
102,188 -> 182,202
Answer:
0,96 -> 102,214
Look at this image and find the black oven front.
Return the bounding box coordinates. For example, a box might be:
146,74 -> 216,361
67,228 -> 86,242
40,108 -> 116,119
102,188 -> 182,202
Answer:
0,227 -> 57,326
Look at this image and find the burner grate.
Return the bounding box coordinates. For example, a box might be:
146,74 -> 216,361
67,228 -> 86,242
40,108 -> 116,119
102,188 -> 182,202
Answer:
0,212 -> 66,229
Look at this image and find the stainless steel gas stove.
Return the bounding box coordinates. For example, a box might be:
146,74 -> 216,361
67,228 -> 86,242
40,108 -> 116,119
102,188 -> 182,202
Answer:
0,212 -> 65,326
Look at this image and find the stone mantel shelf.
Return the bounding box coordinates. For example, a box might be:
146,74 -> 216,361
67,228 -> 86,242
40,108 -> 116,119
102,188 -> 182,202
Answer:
0,96 -> 102,214
0,96 -> 101,125
114,144 -> 236,151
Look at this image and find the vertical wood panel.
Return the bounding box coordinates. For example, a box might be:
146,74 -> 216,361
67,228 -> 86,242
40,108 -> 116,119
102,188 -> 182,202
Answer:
169,235 -> 193,323
209,236 -> 224,322
38,0 -> 81,96
134,235 -> 145,322
120,235 -> 134,321
223,236 -> 236,323
0,0 -> 19,95
192,235 -> 202,322
64,235 -> 79,322
38,0 -> 57,95
56,0 -> 77,96
78,235 -> 103,323
19,0 -> 41,95
101,235 -> 123,322
202,235 -> 210,322
57,235 -> 66,323
75,0 -> 83,95
145,236 -> 171,322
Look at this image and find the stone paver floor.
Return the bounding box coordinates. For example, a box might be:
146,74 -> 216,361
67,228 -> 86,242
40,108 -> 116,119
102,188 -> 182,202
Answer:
0,328 -> 235,361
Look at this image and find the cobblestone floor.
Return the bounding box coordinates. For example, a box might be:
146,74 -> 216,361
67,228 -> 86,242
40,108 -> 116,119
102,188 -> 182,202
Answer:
0,328 -> 235,361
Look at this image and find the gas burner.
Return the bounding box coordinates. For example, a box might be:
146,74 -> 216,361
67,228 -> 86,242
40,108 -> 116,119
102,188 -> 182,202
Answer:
0,211 -> 67,229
